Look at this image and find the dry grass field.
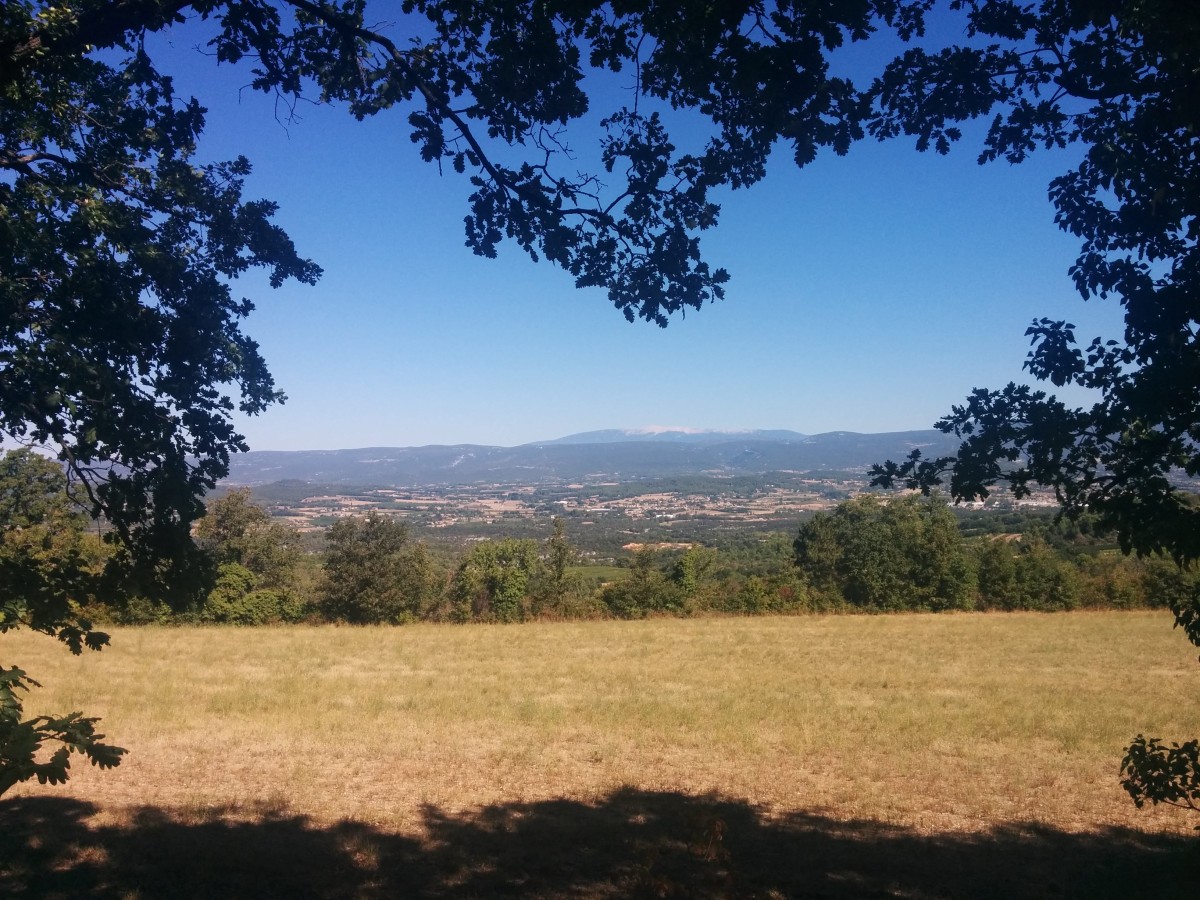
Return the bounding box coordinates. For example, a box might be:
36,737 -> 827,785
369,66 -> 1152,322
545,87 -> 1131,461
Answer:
3,612 -> 1199,897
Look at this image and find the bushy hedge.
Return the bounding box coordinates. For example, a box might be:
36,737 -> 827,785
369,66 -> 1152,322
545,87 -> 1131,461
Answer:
79,498 -> 1199,626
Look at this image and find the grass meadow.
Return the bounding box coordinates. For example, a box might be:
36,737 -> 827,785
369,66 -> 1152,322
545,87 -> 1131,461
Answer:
3,611 -> 1199,897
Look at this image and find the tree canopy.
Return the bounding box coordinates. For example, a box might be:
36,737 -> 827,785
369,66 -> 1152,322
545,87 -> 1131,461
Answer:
794,494 -> 974,611
321,511 -> 439,623
2,0 -> 1196,570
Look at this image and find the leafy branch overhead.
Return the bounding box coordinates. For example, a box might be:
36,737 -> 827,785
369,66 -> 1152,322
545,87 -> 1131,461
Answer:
864,2 -> 1200,567
3,2 -> 1196,574
0,450 -> 126,796
1120,735 -> 1200,819
0,665 -> 126,797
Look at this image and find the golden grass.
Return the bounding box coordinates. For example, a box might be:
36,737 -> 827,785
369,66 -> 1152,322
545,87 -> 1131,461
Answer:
4,611 -> 1198,837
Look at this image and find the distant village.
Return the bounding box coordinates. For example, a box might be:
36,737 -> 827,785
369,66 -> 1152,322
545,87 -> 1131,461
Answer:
256,474 -> 1064,534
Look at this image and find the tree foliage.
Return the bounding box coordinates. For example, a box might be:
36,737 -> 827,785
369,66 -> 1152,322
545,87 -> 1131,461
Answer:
320,511 -> 440,623
1,2 -> 320,589
601,544 -> 736,618
972,535 -> 1082,611
193,489 -> 304,622
863,0 -> 1200,569
1120,735 -> 1200,817
197,489 -> 299,583
450,538 -> 541,622
1,664 -> 125,797
541,518 -> 575,599
5,1 -> 1193,571
0,450 -> 103,645
0,450 -> 124,797
794,494 -> 974,611
601,545 -> 683,619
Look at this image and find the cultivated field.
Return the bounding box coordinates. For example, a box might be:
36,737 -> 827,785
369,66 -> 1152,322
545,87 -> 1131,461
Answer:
3,612 -> 1198,897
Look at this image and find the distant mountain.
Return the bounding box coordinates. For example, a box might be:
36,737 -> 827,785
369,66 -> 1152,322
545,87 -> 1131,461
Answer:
222,429 -> 961,487
538,428 -> 809,445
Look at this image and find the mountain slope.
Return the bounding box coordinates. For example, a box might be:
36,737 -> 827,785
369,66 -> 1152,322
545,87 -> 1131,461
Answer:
223,430 -> 960,487
538,428 -> 809,445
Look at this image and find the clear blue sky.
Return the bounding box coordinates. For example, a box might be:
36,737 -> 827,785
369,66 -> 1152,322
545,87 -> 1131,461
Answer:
150,12 -> 1124,451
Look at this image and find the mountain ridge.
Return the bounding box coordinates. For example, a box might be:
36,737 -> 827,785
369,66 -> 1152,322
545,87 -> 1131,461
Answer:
532,428 -> 810,445
223,429 -> 960,487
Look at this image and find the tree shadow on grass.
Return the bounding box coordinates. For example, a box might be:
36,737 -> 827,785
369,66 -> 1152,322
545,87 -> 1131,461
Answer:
2,789 -> 1196,898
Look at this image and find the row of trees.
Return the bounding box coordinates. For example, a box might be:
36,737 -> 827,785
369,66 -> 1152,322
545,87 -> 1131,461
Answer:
8,450 -> 1190,631
793,495 -> 1198,615
101,489 -> 594,626
76,483 -> 1197,627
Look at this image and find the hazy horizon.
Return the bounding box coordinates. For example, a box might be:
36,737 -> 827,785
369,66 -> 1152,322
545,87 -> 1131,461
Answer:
234,424 -> 947,454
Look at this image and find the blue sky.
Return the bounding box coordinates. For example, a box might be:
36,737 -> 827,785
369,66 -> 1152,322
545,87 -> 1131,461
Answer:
152,13 -> 1125,451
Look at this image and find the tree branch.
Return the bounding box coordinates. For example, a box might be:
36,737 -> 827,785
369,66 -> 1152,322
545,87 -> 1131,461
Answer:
0,0 -> 194,90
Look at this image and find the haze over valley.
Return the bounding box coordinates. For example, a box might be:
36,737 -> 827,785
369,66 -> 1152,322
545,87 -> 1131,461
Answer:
221,428 -> 1067,561
224,427 -> 963,488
